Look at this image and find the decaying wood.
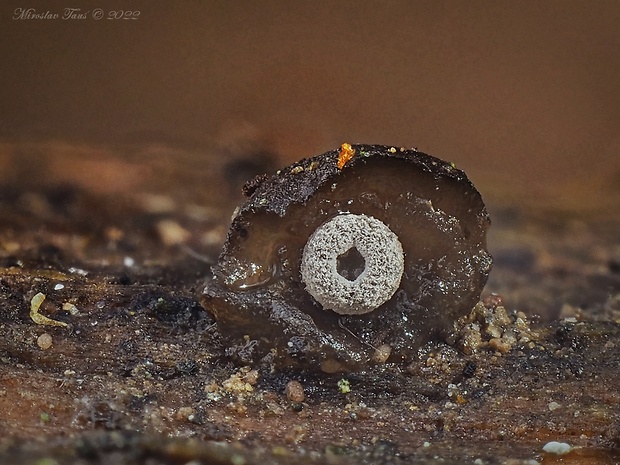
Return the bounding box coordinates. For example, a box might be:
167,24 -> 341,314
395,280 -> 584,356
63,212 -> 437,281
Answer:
0,180 -> 619,465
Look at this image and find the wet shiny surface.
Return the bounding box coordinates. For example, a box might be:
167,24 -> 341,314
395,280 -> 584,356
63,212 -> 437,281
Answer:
203,145 -> 491,370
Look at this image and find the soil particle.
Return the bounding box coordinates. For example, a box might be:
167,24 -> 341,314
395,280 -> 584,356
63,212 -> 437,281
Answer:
36,332 -> 53,350
285,380 -> 305,403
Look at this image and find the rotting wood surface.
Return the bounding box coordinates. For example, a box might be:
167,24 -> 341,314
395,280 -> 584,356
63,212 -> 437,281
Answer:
0,179 -> 619,465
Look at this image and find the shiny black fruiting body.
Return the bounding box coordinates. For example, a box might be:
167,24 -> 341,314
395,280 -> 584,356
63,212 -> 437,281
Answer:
202,144 -> 492,371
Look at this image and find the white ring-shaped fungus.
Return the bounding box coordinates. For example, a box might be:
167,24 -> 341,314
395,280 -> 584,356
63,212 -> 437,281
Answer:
301,214 -> 404,315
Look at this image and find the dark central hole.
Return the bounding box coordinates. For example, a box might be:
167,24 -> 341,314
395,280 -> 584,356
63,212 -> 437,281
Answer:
336,247 -> 366,281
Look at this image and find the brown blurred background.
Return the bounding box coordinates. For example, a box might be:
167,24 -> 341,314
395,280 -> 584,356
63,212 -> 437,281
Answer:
0,1 -> 619,319
2,0 -> 619,210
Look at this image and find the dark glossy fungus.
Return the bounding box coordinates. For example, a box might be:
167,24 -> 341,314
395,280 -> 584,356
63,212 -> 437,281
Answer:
202,144 -> 492,371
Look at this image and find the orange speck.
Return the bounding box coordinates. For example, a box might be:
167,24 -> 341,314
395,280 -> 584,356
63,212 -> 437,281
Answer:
337,143 -> 355,169
455,394 -> 468,405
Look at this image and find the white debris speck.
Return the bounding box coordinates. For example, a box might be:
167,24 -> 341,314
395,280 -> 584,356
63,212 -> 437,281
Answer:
124,256 -> 135,267
542,441 -> 572,455
547,401 -> 561,411
62,302 -> 79,315
422,442 -> 431,448
68,267 -> 89,277
53,283 -> 65,290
